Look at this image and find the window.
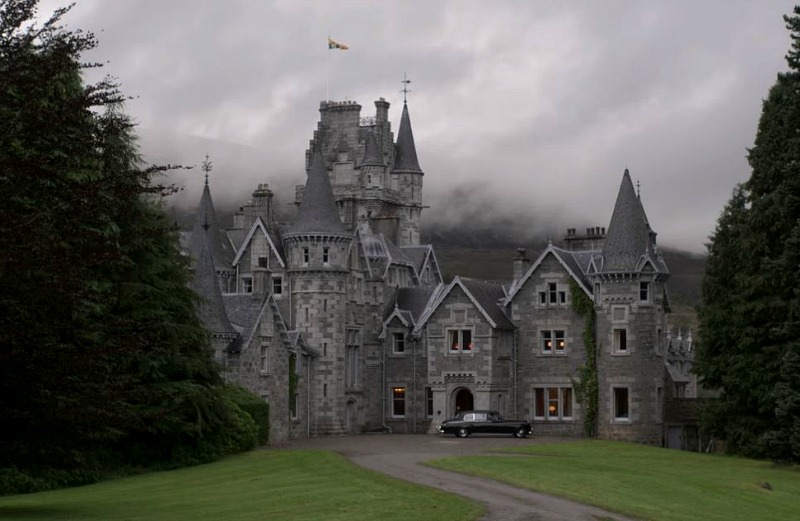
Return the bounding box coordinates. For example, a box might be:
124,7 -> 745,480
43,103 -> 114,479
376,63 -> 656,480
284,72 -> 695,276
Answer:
448,329 -> 473,351
323,247 -> 330,266
289,354 -> 297,418
302,247 -> 309,265
656,386 -> 663,423
259,341 -> 269,374
539,292 -> 546,304
392,386 -> 406,417
656,328 -> 662,355
533,386 -> 573,420
272,275 -> 283,296
257,256 -> 268,268
540,330 -> 566,354
392,332 -> 405,354
290,393 -> 298,420
242,276 -> 253,294
640,281 -> 650,302
614,328 -> 627,352
426,387 -> 434,417
613,387 -> 629,420
346,329 -> 360,388
548,282 -> 557,303
559,290 -> 566,304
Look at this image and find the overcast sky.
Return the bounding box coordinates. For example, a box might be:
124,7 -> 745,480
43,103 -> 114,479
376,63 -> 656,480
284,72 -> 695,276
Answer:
39,0 -> 796,252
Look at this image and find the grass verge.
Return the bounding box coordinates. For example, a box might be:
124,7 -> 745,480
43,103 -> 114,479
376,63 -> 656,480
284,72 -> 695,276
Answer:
0,450 -> 481,521
428,440 -> 800,521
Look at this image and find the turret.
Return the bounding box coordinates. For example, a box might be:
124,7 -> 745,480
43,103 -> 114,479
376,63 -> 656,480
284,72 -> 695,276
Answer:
592,169 -> 670,445
392,101 -> 425,246
283,150 -> 353,435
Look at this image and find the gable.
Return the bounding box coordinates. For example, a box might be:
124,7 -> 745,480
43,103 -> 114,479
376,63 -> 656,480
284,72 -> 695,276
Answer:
506,245 -> 592,306
231,218 -> 286,269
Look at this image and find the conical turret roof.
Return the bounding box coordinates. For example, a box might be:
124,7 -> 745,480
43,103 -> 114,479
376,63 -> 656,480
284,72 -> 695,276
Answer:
189,179 -> 234,268
192,229 -> 238,338
362,130 -> 384,167
601,169 -> 654,272
287,150 -> 347,235
393,102 -> 422,173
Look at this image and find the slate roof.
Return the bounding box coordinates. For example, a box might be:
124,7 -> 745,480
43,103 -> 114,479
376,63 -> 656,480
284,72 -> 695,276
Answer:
189,180 -> 235,268
286,151 -> 348,235
362,130 -> 384,167
400,246 -> 429,273
192,230 -> 238,339
459,277 -> 515,330
223,294 -> 263,334
601,169 -> 667,273
395,286 -> 441,323
393,102 -> 422,173
359,232 -> 421,280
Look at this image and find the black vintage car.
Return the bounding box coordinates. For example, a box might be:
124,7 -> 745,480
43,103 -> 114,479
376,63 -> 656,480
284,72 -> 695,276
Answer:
438,410 -> 532,438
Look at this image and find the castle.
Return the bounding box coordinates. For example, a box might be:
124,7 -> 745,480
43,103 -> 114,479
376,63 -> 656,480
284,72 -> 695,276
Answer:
187,96 -> 699,447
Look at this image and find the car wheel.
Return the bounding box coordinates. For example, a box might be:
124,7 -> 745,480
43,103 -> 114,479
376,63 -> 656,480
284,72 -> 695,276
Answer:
456,427 -> 469,438
514,427 -> 528,438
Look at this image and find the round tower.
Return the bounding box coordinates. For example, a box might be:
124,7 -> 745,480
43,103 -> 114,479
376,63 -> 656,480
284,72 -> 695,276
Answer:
392,100 -> 424,246
283,150 -> 353,435
592,169 -> 669,445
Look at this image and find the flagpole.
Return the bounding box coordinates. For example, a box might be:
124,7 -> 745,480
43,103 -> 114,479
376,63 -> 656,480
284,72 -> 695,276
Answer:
326,36 -> 330,102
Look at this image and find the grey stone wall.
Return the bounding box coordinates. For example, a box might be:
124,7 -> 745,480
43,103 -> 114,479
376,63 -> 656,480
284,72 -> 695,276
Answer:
594,275 -> 668,445
509,253 -> 586,437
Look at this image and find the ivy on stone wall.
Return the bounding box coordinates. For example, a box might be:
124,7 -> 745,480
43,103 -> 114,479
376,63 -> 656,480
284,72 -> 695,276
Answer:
570,279 -> 597,437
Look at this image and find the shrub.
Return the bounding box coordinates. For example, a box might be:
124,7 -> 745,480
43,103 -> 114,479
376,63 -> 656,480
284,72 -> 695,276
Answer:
221,385 -> 270,445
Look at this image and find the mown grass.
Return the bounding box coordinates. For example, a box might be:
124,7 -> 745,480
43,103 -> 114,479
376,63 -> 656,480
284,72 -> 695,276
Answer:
0,450 -> 481,521
428,440 -> 800,521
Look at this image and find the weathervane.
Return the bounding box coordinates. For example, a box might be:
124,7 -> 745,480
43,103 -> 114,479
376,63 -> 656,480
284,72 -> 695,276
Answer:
401,73 -> 412,104
202,154 -> 213,186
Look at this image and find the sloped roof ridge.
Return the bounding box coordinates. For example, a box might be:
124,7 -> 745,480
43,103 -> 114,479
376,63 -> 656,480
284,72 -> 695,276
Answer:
287,150 -> 348,235
393,102 -> 422,172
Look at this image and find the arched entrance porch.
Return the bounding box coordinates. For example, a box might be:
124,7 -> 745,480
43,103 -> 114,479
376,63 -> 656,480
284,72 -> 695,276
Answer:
453,387 -> 474,416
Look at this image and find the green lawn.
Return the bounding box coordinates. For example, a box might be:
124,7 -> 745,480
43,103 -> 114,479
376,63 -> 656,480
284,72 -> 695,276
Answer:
0,450 -> 481,521
428,440 -> 800,521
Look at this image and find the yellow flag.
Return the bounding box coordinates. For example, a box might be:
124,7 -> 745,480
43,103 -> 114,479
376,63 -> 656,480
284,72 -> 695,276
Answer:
328,37 -> 349,50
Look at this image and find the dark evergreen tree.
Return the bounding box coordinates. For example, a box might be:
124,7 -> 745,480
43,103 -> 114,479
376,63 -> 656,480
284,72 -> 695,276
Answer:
697,7 -> 800,462
0,0 -> 258,491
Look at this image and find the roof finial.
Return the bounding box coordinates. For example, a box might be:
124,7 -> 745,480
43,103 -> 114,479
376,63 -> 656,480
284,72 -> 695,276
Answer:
201,154 -> 213,186
401,73 -> 412,104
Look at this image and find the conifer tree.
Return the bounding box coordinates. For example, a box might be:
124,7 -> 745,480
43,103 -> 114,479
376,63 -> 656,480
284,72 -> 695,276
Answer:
697,6 -> 800,461
0,0 -> 256,489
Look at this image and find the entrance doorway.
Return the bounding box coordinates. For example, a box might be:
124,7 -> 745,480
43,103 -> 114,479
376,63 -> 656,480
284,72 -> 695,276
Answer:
454,388 -> 474,415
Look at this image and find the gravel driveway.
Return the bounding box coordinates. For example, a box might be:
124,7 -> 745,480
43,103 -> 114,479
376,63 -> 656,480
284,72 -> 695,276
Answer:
281,434 -> 636,521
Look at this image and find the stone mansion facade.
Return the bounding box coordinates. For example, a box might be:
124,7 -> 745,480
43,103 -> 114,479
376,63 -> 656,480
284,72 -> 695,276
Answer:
187,96 -> 697,446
